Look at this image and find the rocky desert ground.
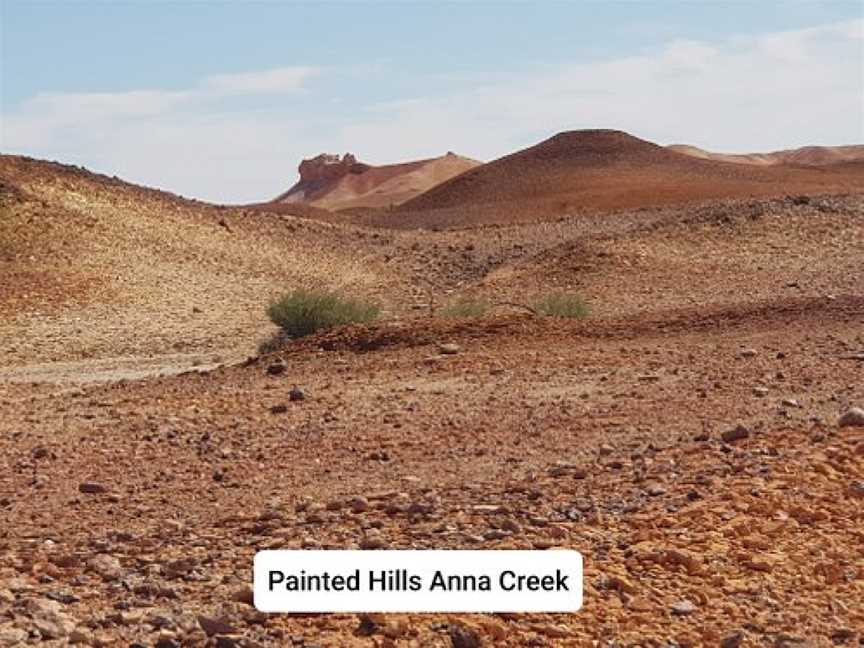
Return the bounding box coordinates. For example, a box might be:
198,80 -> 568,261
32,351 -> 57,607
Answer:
1,130 -> 863,647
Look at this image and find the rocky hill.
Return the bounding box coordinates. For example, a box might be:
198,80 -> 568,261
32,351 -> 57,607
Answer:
275,151 -> 480,211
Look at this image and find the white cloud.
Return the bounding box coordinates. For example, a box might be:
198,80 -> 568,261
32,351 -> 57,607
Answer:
202,67 -> 319,95
1,21 -> 861,203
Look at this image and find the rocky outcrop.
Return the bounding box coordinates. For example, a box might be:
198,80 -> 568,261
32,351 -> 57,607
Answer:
275,151 -> 481,210
297,153 -> 368,184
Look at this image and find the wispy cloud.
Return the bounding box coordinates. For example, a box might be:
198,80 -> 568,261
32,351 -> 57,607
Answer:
1,21 -> 861,203
202,66 -> 319,95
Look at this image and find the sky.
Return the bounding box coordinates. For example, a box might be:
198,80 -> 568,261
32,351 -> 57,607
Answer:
1,1 -> 862,203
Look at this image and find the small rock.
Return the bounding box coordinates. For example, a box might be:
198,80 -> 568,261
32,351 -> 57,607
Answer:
231,585 -> 254,606
0,626 -> 29,645
781,398 -> 800,408
25,598 -> 77,639
847,481 -> 864,499
830,629 -> 856,644
721,632 -> 744,648
671,599 -> 697,616
449,624 -> 481,648
154,635 -> 181,648
266,362 -> 286,376
740,348 -> 758,358
87,554 -> 123,581
838,407 -> 864,427
269,404 -> 288,414
753,387 -> 769,397
349,496 -> 369,513
78,482 -> 107,494
289,385 -> 305,401
360,533 -> 387,550
721,425 -> 750,444
197,616 -> 239,637
438,343 -> 460,355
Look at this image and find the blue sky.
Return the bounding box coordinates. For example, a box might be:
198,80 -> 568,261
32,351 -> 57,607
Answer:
1,1 -> 862,202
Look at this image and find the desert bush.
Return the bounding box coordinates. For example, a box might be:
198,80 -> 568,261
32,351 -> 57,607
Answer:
266,288 -> 380,338
440,298 -> 490,319
533,292 -> 590,318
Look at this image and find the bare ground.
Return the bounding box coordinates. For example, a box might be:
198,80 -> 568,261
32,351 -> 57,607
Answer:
1,155 -> 863,646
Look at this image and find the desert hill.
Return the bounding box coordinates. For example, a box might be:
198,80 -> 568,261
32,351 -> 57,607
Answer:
668,143 -> 864,166
2,148 -> 864,645
380,129 -> 864,228
275,151 -> 480,211
0,154 -> 430,369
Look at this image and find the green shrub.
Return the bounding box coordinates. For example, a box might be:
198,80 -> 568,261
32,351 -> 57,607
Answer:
533,292 -> 590,318
440,298 -> 490,319
266,288 -> 380,338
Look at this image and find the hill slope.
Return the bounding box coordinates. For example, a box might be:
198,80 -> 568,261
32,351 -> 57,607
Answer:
668,143 -> 864,166
389,130 -> 864,227
275,151 -> 480,211
0,155 -> 424,367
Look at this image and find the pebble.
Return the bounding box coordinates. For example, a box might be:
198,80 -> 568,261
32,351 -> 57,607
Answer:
78,482 -> 107,494
87,554 -> 123,581
740,348 -> 758,357
25,597 -> 77,639
266,361 -> 286,375
360,533 -> 387,550
753,387 -> 769,397
289,385 -> 305,401
350,496 -> 370,513
721,632 -> 744,648
838,407 -> 864,427
671,599 -> 698,616
0,626 -> 29,644
449,624 -> 481,648
722,425 -> 750,443
197,616 -> 239,637
438,343 -> 460,355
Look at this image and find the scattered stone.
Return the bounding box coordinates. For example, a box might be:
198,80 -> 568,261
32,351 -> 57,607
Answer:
266,362 -> 286,376
78,482 -> 107,494
721,632 -> 744,648
0,626 -> 29,645
289,385 -> 305,402
231,585 -> 254,606
838,407 -> 864,427
25,598 -> 77,639
350,496 -> 369,513
87,554 -> 123,581
197,616 -> 239,637
154,638 -> 180,648
438,343 -> 461,355
781,398 -> 800,408
830,629 -> 856,644
753,387 -> 769,397
269,404 -> 288,414
360,532 -> 387,549
847,481 -> 864,499
740,348 -> 758,358
671,599 -> 697,616
722,425 -> 750,444
449,624 -> 481,648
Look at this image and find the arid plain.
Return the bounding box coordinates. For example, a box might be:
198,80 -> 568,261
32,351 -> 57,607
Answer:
1,131 -> 863,646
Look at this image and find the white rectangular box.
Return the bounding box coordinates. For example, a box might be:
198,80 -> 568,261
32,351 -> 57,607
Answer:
254,549 -> 582,613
